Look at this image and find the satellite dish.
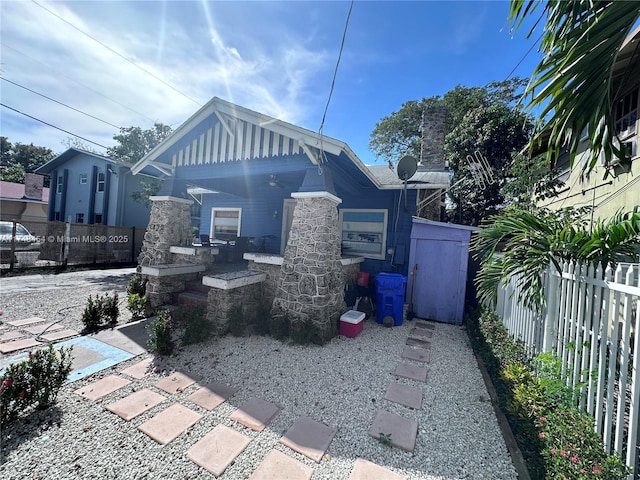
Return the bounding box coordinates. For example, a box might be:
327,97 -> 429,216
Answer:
397,155 -> 418,181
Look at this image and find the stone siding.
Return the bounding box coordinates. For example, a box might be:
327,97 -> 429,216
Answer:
138,197 -> 193,266
207,282 -> 264,335
271,195 -> 346,343
421,106 -> 448,169
146,272 -> 200,308
247,260 -> 280,306
342,263 -> 360,286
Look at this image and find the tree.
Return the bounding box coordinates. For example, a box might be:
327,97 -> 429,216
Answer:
61,137 -> 100,154
0,137 -> 55,184
509,1 -> 640,172
107,123 -> 172,164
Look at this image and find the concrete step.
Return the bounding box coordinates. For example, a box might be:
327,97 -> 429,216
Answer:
185,280 -> 212,294
175,291 -> 208,307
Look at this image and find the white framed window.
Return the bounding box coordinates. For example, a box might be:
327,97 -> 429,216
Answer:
210,208 -> 241,240
339,209 -> 388,260
79,173 -> 88,184
97,172 -> 105,192
614,88 -> 638,140
56,175 -> 63,194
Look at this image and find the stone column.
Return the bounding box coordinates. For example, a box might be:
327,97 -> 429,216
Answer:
138,195 -> 193,266
271,189 -> 346,344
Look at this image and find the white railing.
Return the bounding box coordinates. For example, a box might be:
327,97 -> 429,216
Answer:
496,261 -> 640,476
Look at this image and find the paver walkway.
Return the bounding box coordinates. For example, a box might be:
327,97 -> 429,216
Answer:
0,316 -> 79,354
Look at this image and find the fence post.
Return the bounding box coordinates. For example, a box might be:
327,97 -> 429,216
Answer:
542,265 -> 559,352
63,222 -> 71,265
9,220 -> 17,271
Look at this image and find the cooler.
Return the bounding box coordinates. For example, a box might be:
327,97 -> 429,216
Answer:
340,310 -> 365,338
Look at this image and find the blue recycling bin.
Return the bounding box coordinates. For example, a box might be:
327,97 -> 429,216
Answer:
375,273 -> 406,326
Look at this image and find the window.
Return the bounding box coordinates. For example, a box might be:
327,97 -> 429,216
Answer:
76,213 -> 84,224
97,172 -> 105,192
339,209 -> 388,260
614,88 -> 638,139
54,212 -> 61,221
210,208 -> 241,240
95,213 -> 103,224
56,176 -> 63,194
79,173 -> 88,184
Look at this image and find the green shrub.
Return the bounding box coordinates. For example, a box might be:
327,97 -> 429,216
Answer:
251,301 -> 272,335
127,293 -> 150,321
290,318 -> 316,345
81,293 -> 119,332
268,314 -> 290,340
127,274 -> 147,296
146,310 -> 174,355
1,344 -> 73,426
173,304 -> 213,345
228,305 -> 246,337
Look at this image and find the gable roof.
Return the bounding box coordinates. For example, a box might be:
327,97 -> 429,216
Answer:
35,147 -> 124,175
131,96 -> 384,186
0,181 -> 49,202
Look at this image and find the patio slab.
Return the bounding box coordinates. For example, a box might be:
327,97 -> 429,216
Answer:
249,450 -> 313,480
154,372 -> 197,394
74,375 -> 131,401
105,388 -> 166,421
60,337 -> 136,384
0,337 -> 42,354
349,458 -> 406,480
187,424 -> 251,476
0,331 -> 27,342
7,317 -> 47,327
230,397 -> 280,432
137,403 -> 202,445
369,410 -> 418,452
406,337 -> 431,349
121,358 -> 154,379
40,329 -> 79,342
409,327 -> 433,339
280,416 -> 337,463
401,346 -> 431,363
188,382 -> 238,410
393,363 -> 428,383
385,382 -> 423,410
24,323 -> 64,335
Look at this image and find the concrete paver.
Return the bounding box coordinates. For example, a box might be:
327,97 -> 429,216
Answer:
0,337 -> 42,354
6,317 -> 47,327
155,372 -> 197,394
349,458 -> 406,480
406,337 -> 431,349
385,382 -> 423,410
74,375 -> 131,401
0,331 -> 27,342
413,321 -> 435,330
409,327 -> 433,339
369,410 -> 418,452
187,424 -> 251,476
401,346 -> 431,363
121,358 -> 154,379
40,329 -> 79,342
394,363 -> 428,382
280,416 -> 337,463
230,397 -> 280,432
24,323 -> 64,335
188,382 -> 238,410
137,403 -> 202,444
105,388 -> 166,421
249,450 -> 313,480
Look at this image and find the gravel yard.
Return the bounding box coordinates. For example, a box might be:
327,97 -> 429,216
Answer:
0,269 -> 517,479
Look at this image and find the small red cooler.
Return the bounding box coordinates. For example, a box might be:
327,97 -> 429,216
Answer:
340,310 -> 365,338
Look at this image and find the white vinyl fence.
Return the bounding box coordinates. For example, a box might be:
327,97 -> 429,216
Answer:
496,261 -> 640,477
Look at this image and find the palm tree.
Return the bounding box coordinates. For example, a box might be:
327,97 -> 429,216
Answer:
472,207 -> 640,313
509,1 -> 640,172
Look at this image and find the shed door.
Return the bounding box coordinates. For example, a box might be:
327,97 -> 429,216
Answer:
413,239 -> 463,324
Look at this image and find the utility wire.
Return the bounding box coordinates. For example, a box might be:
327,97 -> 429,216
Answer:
0,103 -> 109,149
2,42 -> 159,124
505,31 -> 544,81
2,78 -> 123,129
31,0 -> 202,107
317,0 -> 354,170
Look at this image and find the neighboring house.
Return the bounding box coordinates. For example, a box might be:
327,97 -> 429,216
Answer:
35,148 -> 156,227
538,25 -> 640,219
132,97 -> 450,276
0,173 -> 49,222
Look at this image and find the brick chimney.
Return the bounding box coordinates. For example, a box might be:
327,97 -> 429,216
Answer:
24,173 -> 44,200
420,106 -> 448,170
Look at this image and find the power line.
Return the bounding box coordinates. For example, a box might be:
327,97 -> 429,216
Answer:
2,78 -> 122,129
0,103 -> 109,149
505,31 -> 544,81
31,0 -> 202,107
1,42 -> 159,124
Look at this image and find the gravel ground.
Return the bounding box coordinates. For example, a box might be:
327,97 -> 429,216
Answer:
0,269 -> 517,480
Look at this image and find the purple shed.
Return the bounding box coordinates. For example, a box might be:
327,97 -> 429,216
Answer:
407,218 -> 479,325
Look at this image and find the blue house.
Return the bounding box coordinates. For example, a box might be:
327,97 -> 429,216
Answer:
36,148 -> 155,227
132,98 -> 450,276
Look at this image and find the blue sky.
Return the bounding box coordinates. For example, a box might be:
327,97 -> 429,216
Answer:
0,1 -> 544,165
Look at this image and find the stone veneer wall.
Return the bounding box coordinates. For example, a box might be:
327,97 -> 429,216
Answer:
271,195 -> 346,343
207,283 -> 264,335
147,272 -> 201,308
418,106 -> 448,221
138,197 -> 193,266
